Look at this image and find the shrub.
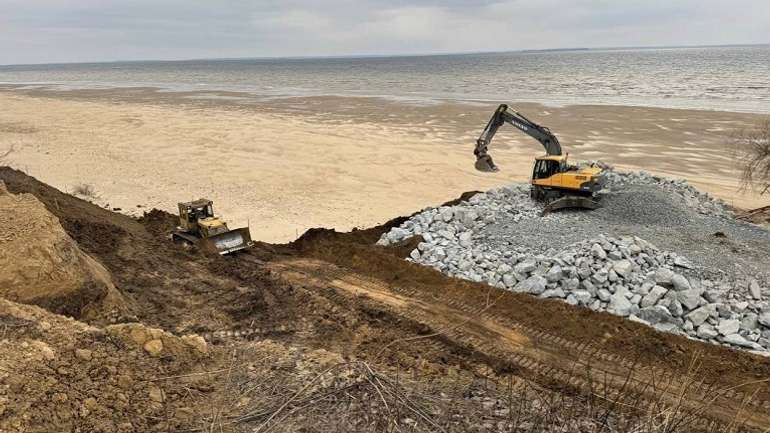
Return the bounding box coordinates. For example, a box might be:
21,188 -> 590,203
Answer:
73,183 -> 97,197
733,120 -> 770,195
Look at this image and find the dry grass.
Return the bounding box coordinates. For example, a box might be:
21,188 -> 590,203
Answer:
181,347 -> 766,433
732,120 -> 770,196
0,144 -> 15,165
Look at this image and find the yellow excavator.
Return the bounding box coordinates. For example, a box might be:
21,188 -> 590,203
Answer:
172,199 -> 253,255
474,104 -> 604,212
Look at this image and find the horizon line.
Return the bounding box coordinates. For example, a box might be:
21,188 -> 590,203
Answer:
1,42 -> 768,68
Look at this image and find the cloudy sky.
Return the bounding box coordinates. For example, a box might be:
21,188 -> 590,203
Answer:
1,0 -> 769,65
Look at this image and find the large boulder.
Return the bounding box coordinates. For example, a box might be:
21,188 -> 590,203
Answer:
608,292 -> 633,317
0,182 -> 126,320
514,258 -> 537,275
514,275 -> 547,295
687,305 -> 714,327
677,289 -> 703,311
722,334 -> 762,350
740,313 -> 759,331
612,260 -> 633,278
545,265 -> 563,283
590,244 -> 607,259
105,323 -> 208,357
717,319 -> 740,336
671,274 -> 692,291
759,311 -> 770,328
639,285 -> 667,308
749,279 -> 762,300
637,306 -> 677,325
654,268 -> 675,285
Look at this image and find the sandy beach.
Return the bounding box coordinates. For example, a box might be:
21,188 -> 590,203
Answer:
1,86 -> 767,242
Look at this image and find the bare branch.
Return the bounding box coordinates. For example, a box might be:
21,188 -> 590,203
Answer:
731,120 -> 770,196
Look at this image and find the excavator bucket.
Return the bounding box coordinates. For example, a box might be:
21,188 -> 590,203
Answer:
199,227 -> 253,255
475,155 -> 499,172
541,196 -> 601,216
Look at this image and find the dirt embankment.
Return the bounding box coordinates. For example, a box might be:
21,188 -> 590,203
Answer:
2,166 -> 770,432
0,298 -> 218,432
740,205 -> 770,228
0,182 -> 126,321
287,225 -> 770,386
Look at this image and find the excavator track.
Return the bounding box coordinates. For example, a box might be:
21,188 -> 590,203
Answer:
541,195 -> 602,215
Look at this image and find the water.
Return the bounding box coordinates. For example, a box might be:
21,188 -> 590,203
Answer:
1,45 -> 769,113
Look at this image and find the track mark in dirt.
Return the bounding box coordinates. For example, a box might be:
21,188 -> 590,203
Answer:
268,257 -> 770,430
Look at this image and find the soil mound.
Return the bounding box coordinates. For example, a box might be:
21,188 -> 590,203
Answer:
105,322 -> 209,357
0,182 -> 128,320
0,298 -> 221,433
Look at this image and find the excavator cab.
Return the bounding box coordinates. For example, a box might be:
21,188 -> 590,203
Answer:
531,155 -> 601,195
532,158 -> 561,181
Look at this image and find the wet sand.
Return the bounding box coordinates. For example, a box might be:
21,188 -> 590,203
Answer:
0,86 -> 767,242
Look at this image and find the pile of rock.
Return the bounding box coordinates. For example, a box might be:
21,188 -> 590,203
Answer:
602,170 -> 732,218
508,235 -> 770,352
380,183 -> 540,248
378,171 -> 770,354
406,230 -> 770,353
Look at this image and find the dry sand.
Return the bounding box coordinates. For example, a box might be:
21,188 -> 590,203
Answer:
0,87 -> 767,242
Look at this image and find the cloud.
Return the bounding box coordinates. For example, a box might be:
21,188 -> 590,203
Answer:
0,0 -> 768,64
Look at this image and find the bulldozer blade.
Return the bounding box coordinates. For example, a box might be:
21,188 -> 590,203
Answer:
475,155 -> 499,172
200,228 -> 253,255
541,196 -> 601,216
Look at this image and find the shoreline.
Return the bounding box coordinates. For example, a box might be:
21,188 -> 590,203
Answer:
1,88 -> 767,242
3,83 -> 770,115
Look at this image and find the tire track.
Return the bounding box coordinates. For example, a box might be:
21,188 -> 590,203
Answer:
266,257 -> 770,430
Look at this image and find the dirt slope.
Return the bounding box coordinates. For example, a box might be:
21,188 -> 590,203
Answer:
269,256 -> 770,429
0,298 -> 222,433
0,182 -> 126,321
1,166 -> 769,432
740,205 -> 770,228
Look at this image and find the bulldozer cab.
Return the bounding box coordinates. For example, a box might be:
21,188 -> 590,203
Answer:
178,199 -> 216,233
173,198 -> 254,255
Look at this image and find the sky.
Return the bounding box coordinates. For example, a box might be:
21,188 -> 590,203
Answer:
1,0 -> 769,65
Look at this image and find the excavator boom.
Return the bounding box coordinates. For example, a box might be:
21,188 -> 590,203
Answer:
471,104 -> 604,213
474,104 -> 562,172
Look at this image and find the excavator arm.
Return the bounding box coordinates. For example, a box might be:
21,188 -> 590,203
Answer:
474,104 -> 562,172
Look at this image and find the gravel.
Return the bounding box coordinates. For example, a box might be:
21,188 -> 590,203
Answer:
378,168 -> 770,354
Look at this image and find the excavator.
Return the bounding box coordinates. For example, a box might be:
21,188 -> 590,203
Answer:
172,199 -> 253,255
474,104 -> 604,212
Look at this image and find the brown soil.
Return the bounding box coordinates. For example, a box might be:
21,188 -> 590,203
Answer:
0,298 -> 222,433
739,205 -> 770,228
288,227 -> 770,379
0,182 -> 125,320
1,166 -> 769,432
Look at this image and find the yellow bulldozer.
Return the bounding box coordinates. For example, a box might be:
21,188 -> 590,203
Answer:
474,104 -> 604,212
172,199 -> 253,255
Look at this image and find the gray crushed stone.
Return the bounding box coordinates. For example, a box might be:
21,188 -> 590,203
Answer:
378,168 -> 770,354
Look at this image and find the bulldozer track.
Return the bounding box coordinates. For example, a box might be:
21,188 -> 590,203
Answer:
199,324 -> 315,342
262,258 -> 770,429
197,255 -> 769,428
